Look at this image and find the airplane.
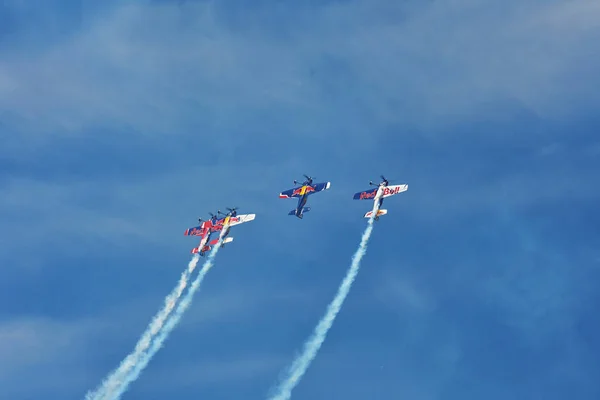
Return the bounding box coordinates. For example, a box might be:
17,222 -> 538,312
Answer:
183,212 -> 226,255
278,175 -> 331,219
183,208 -> 255,255
352,175 -> 408,220
215,207 -> 256,242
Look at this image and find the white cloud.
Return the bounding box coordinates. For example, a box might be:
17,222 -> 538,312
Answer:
140,353 -> 285,391
0,0 -> 597,253
0,316 -> 104,397
0,317 -> 92,373
0,0 -> 597,143
0,1 -> 598,397
373,268 -> 437,314
0,278 -> 307,396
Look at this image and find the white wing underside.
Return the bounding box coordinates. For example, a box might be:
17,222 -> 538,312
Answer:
228,213 -> 256,226
381,184 -> 408,198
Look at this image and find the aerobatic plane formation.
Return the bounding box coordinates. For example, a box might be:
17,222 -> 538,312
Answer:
185,174 -> 407,252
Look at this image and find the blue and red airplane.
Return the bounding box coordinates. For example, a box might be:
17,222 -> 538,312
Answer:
279,175 -> 331,219
353,175 -> 408,220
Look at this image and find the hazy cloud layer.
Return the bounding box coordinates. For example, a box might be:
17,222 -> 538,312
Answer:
0,0 -> 599,399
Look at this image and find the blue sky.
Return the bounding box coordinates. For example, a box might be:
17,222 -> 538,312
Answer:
1,0 -> 600,399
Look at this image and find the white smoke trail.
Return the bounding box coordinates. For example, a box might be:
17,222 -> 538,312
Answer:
106,239 -> 224,399
85,255 -> 201,400
267,201 -> 379,400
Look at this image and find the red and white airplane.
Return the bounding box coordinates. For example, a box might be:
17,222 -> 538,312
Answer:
352,175 -> 408,220
184,208 -> 255,255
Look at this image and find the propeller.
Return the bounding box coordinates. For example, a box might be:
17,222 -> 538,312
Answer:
217,207 -> 238,216
369,175 -> 393,186
294,175 -> 315,186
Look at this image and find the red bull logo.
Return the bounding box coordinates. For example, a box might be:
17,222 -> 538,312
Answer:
293,185 -> 315,196
222,216 -> 240,226
383,186 -> 401,196
359,190 -> 377,199
187,227 -> 206,236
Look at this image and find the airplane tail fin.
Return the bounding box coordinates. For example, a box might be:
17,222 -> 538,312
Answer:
364,209 -> 387,219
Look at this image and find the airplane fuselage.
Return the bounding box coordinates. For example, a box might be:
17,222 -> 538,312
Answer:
370,185 -> 386,220
374,184 -> 385,208
295,193 -> 309,217
197,229 -> 216,255
220,213 -> 237,238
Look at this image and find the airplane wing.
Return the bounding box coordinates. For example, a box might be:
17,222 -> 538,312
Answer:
279,182 -> 331,198
381,184 -> 408,198
226,213 -> 256,226
184,225 -> 208,236
352,188 -> 377,200
308,181 -> 331,194
279,187 -> 303,199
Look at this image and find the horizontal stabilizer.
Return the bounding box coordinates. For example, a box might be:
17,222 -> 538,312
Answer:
191,236 -> 234,254
209,237 -> 234,246
191,246 -> 208,254
288,207 -> 311,217
364,209 -> 388,218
